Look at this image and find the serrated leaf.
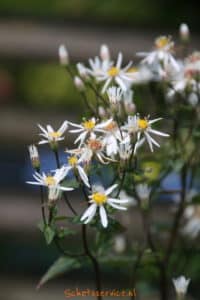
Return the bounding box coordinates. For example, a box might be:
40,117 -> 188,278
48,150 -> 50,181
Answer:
37,256 -> 81,289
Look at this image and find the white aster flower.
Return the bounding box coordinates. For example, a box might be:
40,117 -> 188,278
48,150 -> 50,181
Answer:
88,55 -> 112,78
94,52 -> 134,93
172,276 -> 190,298
82,133 -> 113,164
101,120 -> 122,156
64,154 -> 90,187
27,166 -> 73,192
38,121 -> 68,145
69,118 -> 112,146
81,184 -> 128,228
167,52 -> 200,106
138,36 -> 180,75
123,115 -> 169,153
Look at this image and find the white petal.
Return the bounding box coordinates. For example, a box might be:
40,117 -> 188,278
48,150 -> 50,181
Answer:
99,205 -> 108,228
58,121 -> 68,134
108,198 -> 129,203
81,204 -> 97,221
148,128 -> 169,137
105,184 -> 118,196
108,202 -> 127,210
116,52 -> 123,69
77,166 -> 90,187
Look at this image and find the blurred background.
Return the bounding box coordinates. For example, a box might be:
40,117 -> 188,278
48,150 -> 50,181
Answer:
0,1 -> 200,299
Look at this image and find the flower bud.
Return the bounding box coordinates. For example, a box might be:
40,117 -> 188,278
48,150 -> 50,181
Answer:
172,276 -> 190,299
77,63 -> 89,80
59,44 -> 69,66
74,76 -> 85,92
100,44 -> 110,61
28,144 -> 40,170
179,23 -> 190,42
113,234 -> 126,253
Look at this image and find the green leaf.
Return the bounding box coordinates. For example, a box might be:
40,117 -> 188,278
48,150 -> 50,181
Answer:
44,225 -> 55,245
56,227 -> 75,238
37,256 -> 81,289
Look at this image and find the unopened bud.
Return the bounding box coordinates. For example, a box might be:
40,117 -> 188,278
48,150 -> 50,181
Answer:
28,144 -> 40,170
77,63 -> 89,80
74,76 -> 85,92
100,44 -> 110,61
98,106 -> 107,118
114,235 -> 126,253
59,44 -> 69,66
179,23 -> 190,42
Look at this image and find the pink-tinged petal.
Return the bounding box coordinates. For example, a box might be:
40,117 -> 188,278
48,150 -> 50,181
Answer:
47,125 -> 54,133
99,205 -> 108,228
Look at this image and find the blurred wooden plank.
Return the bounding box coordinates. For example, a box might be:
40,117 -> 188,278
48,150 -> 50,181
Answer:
0,20 -> 199,61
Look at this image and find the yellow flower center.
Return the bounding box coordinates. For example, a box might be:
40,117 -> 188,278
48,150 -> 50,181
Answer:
107,67 -> 120,77
49,131 -> 62,139
155,36 -> 170,49
68,156 -> 78,166
45,176 -> 56,186
83,120 -> 95,130
138,119 -> 148,130
92,192 -> 107,205
127,67 -> 139,73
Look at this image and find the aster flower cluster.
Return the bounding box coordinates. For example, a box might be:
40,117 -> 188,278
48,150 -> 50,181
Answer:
27,23 -> 200,300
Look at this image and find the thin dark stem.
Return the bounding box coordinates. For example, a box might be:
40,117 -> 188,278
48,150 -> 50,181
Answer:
40,186 -> 47,226
54,149 -> 60,168
82,224 -> 102,300
129,249 -> 144,300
